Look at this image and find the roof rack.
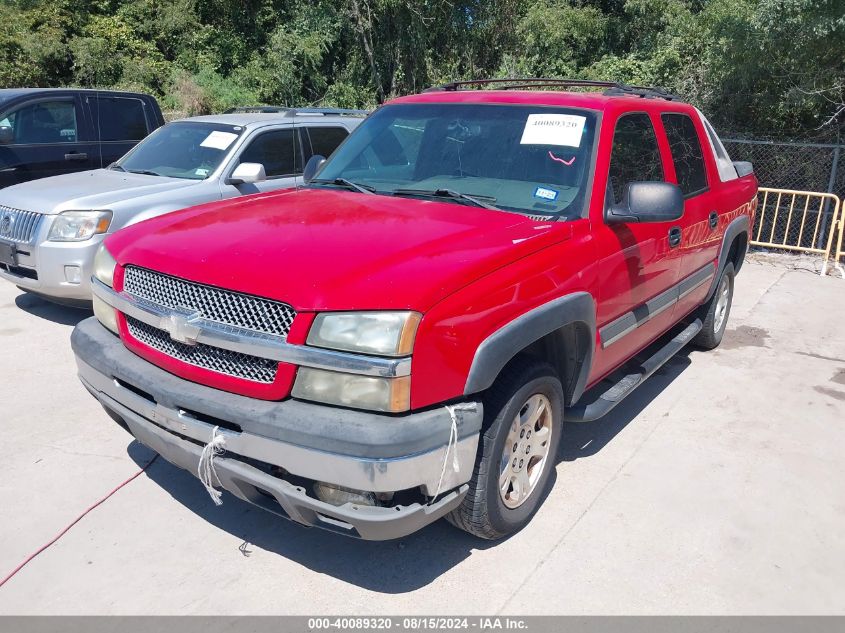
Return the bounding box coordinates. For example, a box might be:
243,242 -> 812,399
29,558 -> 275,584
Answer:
424,78 -> 679,101
223,106 -> 369,116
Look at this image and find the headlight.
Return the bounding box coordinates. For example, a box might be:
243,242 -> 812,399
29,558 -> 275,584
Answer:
48,210 -> 112,242
292,368 -> 411,412
307,311 -> 421,356
93,243 -> 117,288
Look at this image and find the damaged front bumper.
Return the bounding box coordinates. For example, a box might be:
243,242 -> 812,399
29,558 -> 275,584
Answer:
71,317 -> 483,540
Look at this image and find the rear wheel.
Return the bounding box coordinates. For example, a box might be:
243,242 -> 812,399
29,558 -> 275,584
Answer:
446,360 -> 563,540
693,262 -> 734,350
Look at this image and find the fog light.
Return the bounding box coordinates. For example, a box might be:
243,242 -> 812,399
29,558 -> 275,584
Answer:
64,265 -> 82,284
313,482 -> 378,507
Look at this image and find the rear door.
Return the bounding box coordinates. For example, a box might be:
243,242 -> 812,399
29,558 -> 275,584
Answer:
590,111 -> 683,380
658,111 -> 721,316
0,95 -> 92,187
87,94 -> 155,168
219,125 -> 304,197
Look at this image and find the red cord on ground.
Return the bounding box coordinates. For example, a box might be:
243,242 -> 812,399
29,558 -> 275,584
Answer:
0,455 -> 159,589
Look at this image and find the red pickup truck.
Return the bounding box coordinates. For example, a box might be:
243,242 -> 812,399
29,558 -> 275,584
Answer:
71,79 -> 757,540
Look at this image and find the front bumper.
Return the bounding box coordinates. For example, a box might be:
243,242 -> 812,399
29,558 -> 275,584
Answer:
72,317 -> 483,540
0,232 -> 104,302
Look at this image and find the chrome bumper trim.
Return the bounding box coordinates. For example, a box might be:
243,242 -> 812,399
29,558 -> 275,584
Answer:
78,358 -> 476,495
92,277 -> 412,378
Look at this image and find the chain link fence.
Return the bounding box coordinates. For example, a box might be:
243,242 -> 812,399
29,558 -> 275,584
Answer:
723,139 -> 844,270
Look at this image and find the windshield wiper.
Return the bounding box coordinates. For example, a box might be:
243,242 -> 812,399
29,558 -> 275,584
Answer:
310,177 -> 375,195
392,188 -> 500,210
108,164 -> 126,172
126,168 -> 163,177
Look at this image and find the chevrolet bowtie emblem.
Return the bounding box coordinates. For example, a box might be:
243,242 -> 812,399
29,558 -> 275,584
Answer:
161,311 -> 202,345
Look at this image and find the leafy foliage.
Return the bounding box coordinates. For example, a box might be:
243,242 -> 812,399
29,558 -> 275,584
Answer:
0,0 -> 842,138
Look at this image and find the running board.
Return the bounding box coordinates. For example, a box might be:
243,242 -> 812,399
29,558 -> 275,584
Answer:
565,319 -> 702,423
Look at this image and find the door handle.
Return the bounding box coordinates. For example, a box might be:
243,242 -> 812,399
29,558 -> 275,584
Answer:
64,152 -> 88,161
708,210 -> 719,230
668,226 -> 682,248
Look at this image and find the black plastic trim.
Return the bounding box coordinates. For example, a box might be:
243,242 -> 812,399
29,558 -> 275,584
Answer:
464,292 -> 596,404
600,263 -> 714,348
705,215 -> 749,302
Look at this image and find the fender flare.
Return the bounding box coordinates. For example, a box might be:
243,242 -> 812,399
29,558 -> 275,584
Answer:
463,292 -> 596,404
705,215 -> 749,302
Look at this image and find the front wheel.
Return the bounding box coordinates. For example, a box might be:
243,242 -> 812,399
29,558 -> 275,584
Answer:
446,360 -> 563,540
693,262 -> 735,350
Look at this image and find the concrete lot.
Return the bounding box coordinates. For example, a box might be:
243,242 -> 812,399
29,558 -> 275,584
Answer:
0,256 -> 844,614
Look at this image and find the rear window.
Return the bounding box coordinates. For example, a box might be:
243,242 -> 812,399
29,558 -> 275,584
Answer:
306,126 -> 349,159
91,96 -> 149,141
662,113 -> 708,196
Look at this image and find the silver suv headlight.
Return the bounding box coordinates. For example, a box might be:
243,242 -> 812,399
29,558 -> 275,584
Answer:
306,311 -> 421,356
48,210 -> 112,242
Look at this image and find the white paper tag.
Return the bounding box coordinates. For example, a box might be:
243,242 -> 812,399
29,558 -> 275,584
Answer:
200,131 -> 238,150
520,114 -> 586,147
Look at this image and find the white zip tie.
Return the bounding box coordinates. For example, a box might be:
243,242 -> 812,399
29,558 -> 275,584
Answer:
429,403 -> 476,505
197,426 -> 227,506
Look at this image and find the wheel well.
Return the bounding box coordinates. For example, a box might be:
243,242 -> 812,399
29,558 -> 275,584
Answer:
507,322 -> 592,407
726,231 -> 748,274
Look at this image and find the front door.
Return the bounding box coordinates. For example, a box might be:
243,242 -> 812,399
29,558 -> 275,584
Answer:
589,111 -> 682,381
0,96 -> 93,187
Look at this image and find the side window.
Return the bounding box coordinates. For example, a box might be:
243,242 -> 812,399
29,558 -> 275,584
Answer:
306,126 -> 349,159
92,97 -> 148,141
0,100 -> 78,145
239,128 -> 302,178
607,113 -> 664,205
662,113 -> 708,196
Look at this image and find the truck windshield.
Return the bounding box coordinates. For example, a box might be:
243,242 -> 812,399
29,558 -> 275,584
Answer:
116,121 -> 244,180
314,103 -> 597,218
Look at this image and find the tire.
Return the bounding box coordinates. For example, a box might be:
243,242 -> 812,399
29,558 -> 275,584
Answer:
446,359 -> 564,540
693,262 -> 735,350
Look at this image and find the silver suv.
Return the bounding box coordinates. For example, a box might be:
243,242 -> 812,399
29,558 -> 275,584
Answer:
0,108 -> 365,305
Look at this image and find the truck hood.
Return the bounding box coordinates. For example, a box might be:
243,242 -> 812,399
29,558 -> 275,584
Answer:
106,188 -> 572,312
0,169 -> 198,214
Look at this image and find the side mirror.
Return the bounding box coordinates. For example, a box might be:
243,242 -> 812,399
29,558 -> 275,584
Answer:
733,161 -> 754,177
607,181 -> 684,224
303,154 -> 326,183
228,162 -> 266,185
0,126 -> 13,145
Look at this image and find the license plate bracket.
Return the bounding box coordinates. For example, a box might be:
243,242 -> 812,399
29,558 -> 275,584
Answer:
0,241 -> 17,267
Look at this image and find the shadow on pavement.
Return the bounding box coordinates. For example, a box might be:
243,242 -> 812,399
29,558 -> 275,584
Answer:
14,291 -> 90,326
127,440 -> 497,593
559,351 -> 692,462
125,349 -> 691,592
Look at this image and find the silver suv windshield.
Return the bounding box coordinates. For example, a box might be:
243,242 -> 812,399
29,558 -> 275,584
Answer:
314,103 -> 597,218
116,121 -> 244,180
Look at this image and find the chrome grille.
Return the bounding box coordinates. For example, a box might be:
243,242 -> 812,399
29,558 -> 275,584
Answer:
123,266 -> 296,337
0,206 -> 42,244
126,316 -> 278,383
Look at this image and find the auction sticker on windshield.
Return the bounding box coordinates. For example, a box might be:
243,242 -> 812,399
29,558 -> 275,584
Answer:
200,131 -> 238,150
520,114 -> 586,147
